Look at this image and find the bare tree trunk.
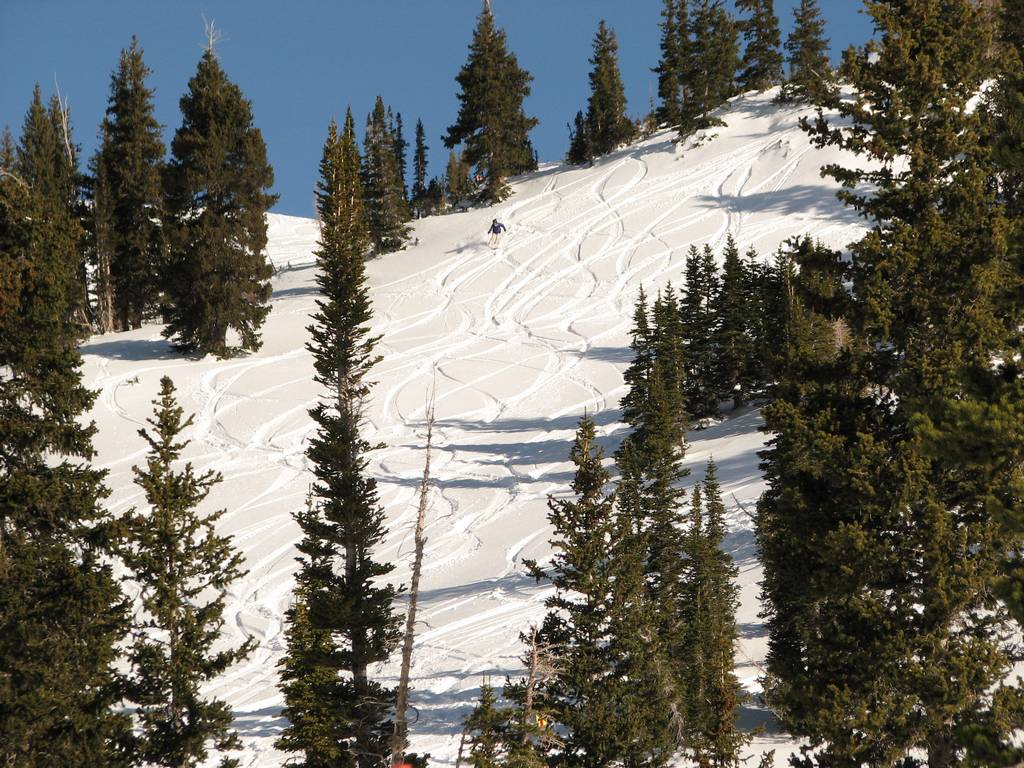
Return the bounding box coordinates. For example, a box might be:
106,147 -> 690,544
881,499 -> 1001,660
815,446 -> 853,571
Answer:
391,391 -> 435,766
521,626 -> 540,744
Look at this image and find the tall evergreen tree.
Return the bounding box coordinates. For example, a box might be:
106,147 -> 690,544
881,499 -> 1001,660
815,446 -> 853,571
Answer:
619,286 -> 654,439
761,2 -> 1024,764
162,46 -> 276,357
683,0 -> 740,133
605,446 -> 683,767
93,36 -> 165,332
711,235 -> 751,408
411,118 -> 428,216
565,110 -> 592,166
529,416 -> 641,766
392,111 -> 408,202
16,85 -> 78,210
120,376 -> 253,768
277,113 -> 401,768
679,462 -> 747,767
584,21 -> 635,158
781,0 -> 833,103
15,84 -> 89,325
654,0 -> 690,128
991,0 -> 1024,637
363,96 -> 411,254
736,0 -> 784,92
1,125 -> 15,169
680,244 -> 720,420
462,683 -> 509,768
445,149 -> 471,206
444,1 -> 538,203
0,130 -> 131,767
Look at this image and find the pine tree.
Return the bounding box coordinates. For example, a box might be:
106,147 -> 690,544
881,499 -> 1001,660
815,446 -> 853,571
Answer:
654,0 -> 690,128
736,0 -> 784,92
463,683 -> 507,768
565,110 -> 592,165
445,149 -> 471,206
761,2 -> 1024,764
15,84 -> 89,325
682,0 -> 740,133
444,1 -> 538,203
679,462 -> 748,767
16,85 -> 78,209
620,286 -> 654,437
277,113 -> 401,768
681,244 -> 720,420
363,96 -> 411,254
528,416 -> 623,766
739,246 -> 771,395
411,118 -> 428,217
1,126 -> 15,169
991,0 -> 1024,637
92,36 -> 165,332
0,133 -> 131,766
651,285 -> 689,446
781,0 -> 833,103
120,376 -> 253,768
162,46 -> 276,357
392,111 -> 409,202
585,21 -> 635,158
711,235 -> 751,408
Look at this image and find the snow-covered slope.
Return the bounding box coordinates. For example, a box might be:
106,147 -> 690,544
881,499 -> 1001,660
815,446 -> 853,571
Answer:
80,90 -> 864,767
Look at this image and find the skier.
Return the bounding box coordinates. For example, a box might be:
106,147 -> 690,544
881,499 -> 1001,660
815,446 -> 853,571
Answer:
487,218 -> 507,249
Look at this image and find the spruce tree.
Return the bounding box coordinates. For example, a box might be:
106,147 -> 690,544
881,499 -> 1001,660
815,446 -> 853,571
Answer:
679,462 -> 748,767
565,110 -> 592,165
392,111 -> 408,202
604,447 -> 682,767
15,85 -> 89,325
680,244 -> 720,420
1,125 -> 15,169
781,0 -> 833,103
529,416 -> 628,766
162,46 -> 276,357
463,683 -> 507,768
991,0 -> 1024,636
411,118 -> 428,217
121,376 -> 253,768
711,235 -> 751,408
445,149 -> 471,206
654,0 -> 690,128
363,96 -> 411,254
736,0 -> 784,92
277,113 -> 401,768
16,85 -> 78,210
93,36 -> 165,332
761,2 -> 1024,764
683,0 -> 740,133
444,1 -> 538,203
620,286 -> 654,437
0,132 -> 131,767
585,21 -> 635,158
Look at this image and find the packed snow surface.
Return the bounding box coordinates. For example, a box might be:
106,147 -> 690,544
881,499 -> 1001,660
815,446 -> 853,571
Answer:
81,90 -> 865,767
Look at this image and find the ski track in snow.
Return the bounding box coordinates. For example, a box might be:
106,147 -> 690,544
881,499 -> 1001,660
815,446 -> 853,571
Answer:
79,91 -> 866,767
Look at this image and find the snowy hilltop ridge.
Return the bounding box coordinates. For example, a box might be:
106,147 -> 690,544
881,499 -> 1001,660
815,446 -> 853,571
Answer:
81,89 -> 864,766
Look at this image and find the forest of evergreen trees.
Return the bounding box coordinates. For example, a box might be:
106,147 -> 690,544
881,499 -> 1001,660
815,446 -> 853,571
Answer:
2,1 -> 1022,767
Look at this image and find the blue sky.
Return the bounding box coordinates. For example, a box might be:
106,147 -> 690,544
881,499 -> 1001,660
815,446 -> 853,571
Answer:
1,1 -> 874,217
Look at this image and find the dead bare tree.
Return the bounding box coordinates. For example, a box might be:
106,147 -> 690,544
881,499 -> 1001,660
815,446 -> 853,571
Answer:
202,15 -> 223,54
391,387 -> 436,765
518,625 -> 561,750
52,77 -> 74,167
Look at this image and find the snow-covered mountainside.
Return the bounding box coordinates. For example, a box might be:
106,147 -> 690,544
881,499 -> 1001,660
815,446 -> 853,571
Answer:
80,90 -> 864,767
